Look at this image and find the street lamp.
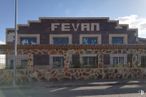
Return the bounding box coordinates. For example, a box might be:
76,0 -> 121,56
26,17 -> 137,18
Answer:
13,0 -> 18,87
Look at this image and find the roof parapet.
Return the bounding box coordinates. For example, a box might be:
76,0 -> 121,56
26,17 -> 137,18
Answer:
39,17 -> 109,20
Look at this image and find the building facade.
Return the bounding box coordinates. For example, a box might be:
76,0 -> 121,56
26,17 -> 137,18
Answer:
4,17 -> 146,69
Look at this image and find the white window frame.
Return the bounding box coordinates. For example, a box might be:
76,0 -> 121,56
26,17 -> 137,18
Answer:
50,34 -> 72,44
139,54 -> 146,65
49,55 -> 64,68
80,54 -> 97,67
110,54 -> 127,65
109,34 -> 127,44
80,34 -> 101,44
18,34 -> 40,45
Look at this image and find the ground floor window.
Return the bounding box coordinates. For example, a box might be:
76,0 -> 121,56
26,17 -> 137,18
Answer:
81,54 -> 97,68
21,59 -> 28,67
50,56 -> 64,68
112,57 -> 124,65
34,55 -> 49,65
110,54 -> 127,66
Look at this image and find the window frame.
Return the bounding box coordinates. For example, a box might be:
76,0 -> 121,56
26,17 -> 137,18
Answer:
18,34 -> 40,45
80,54 -> 97,68
50,34 -> 72,45
50,55 -> 64,68
112,37 -> 124,44
80,34 -> 101,45
6,54 -> 30,67
109,34 -> 127,44
139,54 -> 146,67
110,54 -> 127,66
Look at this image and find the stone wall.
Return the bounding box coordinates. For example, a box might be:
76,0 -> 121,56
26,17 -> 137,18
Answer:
0,67 -> 145,84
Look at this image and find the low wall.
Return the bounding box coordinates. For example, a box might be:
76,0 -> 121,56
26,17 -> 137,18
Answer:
0,68 -> 146,84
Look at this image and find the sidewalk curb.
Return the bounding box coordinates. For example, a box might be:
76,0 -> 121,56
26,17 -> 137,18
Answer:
48,80 -> 146,87
48,81 -> 146,88
0,80 -> 145,89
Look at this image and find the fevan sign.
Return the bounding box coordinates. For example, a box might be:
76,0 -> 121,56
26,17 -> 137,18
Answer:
50,23 -> 100,31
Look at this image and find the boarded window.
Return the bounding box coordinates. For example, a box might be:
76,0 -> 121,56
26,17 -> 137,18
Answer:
103,54 -> 110,65
127,54 -> 132,64
141,56 -> 146,67
71,54 -> 80,68
34,55 -> 49,65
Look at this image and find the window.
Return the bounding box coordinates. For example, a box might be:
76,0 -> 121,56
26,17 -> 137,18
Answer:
112,37 -> 124,44
82,37 -> 97,45
109,34 -> 127,44
20,37 -> 37,45
34,55 -> 49,65
110,54 -> 127,66
10,60 -> 14,66
52,56 -> 64,68
9,60 -> 14,68
53,37 -> 69,45
50,34 -> 72,45
21,59 -> 28,66
80,34 -> 101,45
20,59 -> 28,68
113,57 -> 124,65
82,56 -> 97,67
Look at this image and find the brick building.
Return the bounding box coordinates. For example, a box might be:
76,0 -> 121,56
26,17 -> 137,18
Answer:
3,17 -> 146,69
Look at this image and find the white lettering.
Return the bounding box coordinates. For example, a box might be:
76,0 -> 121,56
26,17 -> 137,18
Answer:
61,23 -> 70,31
50,23 -> 99,31
81,23 -> 90,31
72,23 -> 80,31
91,23 -> 99,31
51,23 -> 60,31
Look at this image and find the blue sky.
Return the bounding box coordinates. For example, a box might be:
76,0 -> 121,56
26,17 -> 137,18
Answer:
0,0 -> 146,43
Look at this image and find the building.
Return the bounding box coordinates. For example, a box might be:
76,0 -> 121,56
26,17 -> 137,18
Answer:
0,17 -> 146,80
3,17 -> 146,69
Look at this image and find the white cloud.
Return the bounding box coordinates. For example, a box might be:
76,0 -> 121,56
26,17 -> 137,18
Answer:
0,41 -> 5,44
117,15 -> 146,38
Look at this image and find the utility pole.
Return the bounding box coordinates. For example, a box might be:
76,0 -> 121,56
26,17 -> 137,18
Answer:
13,0 -> 18,87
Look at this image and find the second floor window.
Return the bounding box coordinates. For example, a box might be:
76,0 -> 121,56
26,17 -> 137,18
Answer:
20,37 -> 37,45
82,37 -> 98,45
53,37 -> 69,45
112,37 -> 124,44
